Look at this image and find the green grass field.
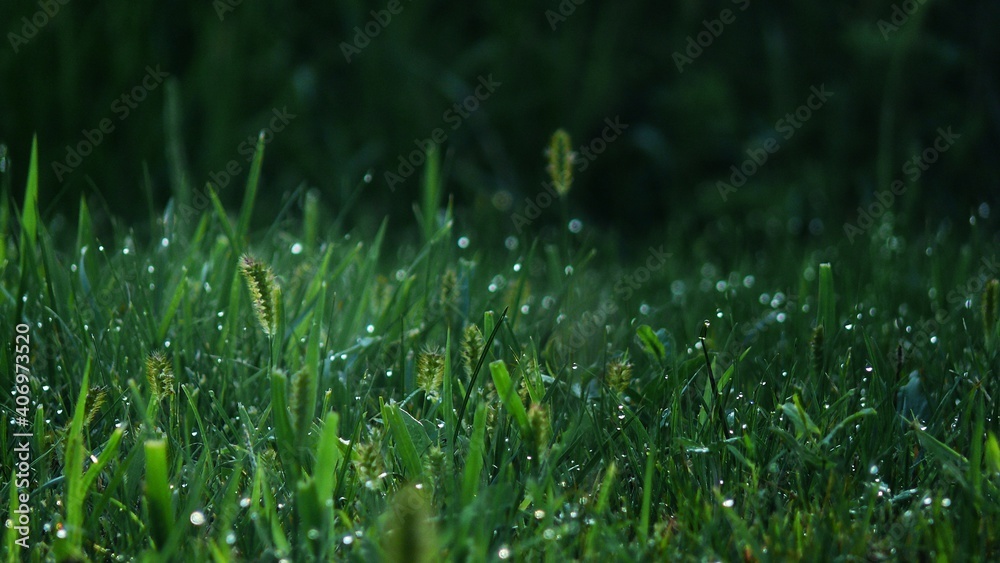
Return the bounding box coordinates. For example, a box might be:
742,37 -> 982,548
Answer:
2,130 -> 999,561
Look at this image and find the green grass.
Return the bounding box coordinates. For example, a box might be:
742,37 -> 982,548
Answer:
2,137 -> 999,562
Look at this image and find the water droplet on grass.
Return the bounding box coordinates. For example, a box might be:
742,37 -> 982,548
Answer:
190,511 -> 206,525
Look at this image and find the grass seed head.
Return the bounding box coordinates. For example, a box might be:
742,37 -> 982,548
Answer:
145,350 -> 174,401
239,253 -> 281,337
461,323 -> 485,381
417,347 -> 445,400
84,385 -> 108,427
546,128 -> 575,197
605,356 -> 633,393
289,369 -> 313,435
527,402 -> 551,458
810,325 -> 824,379
352,441 -> 385,489
382,485 -> 437,563
438,268 -> 459,326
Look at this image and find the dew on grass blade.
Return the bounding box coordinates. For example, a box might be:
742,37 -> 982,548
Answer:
190,511 -> 206,526
458,236 -> 470,248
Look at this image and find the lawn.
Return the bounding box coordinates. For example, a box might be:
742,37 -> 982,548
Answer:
1,128 -> 998,561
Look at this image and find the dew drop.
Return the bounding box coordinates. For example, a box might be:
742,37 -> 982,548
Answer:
190,511 -> 206,526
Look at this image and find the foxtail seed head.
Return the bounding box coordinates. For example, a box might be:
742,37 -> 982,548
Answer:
527,402 -> 551,458
145,350 -> 174,401
416,347 -> 445,400
84,385 -> 108,427
605,356 -> 633,393
438,268 -> 459,327
546,128 -> 574,197
239,254 -> 281,337
289,369 -> 313,435
461,324 -> 485,381
809,325 -> 824,379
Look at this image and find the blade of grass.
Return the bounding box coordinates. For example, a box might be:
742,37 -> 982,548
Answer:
462,403 -> 487,505
490,359 -> 530,439
144,439 -> 173,551
383,402 -> 423,479
236,131 -> 266,246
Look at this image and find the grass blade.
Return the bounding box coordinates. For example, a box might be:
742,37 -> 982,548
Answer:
490,359 -> 530,439
236,131 -> 266,245
144,439 -> 174,551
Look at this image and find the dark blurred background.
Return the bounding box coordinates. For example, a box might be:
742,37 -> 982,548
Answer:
1,0 -> 998,246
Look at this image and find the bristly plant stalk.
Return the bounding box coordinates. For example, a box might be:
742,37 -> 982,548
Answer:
239,253 -> 282,369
